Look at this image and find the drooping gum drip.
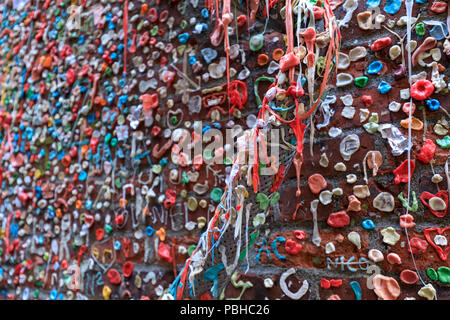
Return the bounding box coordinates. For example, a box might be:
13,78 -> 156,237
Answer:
244,203 -> 252,273
285,0 -> 295,82
310,199 -> 321,246
405,0 -> 432,295
293,153 -> 303,197
222,0 -> 232,113
362,151 -> 379,184
222,0 -> 231,24
129,29 -> 137,53
412,37 -> 437,67
301,25 -> 317,157
302,27 -> 316,68
90,73 -> 101,108
234,186 -> 246,239
406,0 -> 413,218
445,157 -> 450,199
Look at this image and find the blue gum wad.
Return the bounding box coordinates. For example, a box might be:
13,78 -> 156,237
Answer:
384,0 -> 402,15
366,0 -> 381,7
430,23 -> 449,41
367,61 -> 383,74
378,81 -> 392,94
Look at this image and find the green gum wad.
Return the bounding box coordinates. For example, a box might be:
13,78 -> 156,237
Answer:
427,268 -> 438,281
255,193 -> 269,210
182,172 -> 189,184
355,76 -> 368,87
415,22 -> 425,36
437,267 -> 450,283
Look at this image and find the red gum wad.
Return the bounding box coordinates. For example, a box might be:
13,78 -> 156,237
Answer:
417,139 -> 436,163
370,37 -> 392,51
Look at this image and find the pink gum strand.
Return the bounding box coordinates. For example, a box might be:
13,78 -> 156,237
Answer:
222,0 -> 232,25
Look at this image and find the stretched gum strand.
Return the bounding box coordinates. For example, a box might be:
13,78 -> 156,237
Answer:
405,0 -> 433,296
285,0 -> 295,82
445,156 -> 450,197
270,0 -> 338,211
224,24 -> 231,112
293,153 -> 303,197
215,0 -> 220,19
129,29 -> 137,54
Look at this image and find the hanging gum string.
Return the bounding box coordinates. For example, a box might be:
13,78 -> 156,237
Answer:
123,0 -> 129,76
244,204 -> 250,273
404,0 -> 433,296
258,0 -> 339,206
175,155 -> 252,298
263,0 -> 270,34
253,0 -> 292,191
173,0 -> 339,298
216,0 -> 220,20
222,0 -> 232,115
294,0 -> 305,89
0,62 -> 10,161
445,157 -> 450,197
223,0 -> 231,21
249,0 -> 259,25
259,0 -> 339,125
252,127 -> 260,191
254,0 -> 338,188
247,0 -> 250,36
362,151 -> 380,184
286,0 -> 295,82
234,1 -> 239,42
73,245 -> 87,293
